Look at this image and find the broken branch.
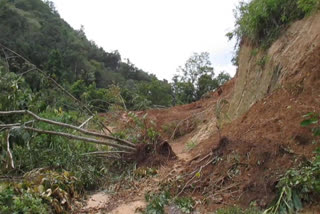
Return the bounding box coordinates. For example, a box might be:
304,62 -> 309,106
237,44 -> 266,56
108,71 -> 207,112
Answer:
6,131 -> 15,169
78,116 -> 93,129
23,126 -> 136,152
0,110 -> 135,148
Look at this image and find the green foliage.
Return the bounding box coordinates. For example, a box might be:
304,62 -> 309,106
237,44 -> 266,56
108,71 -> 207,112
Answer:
0,185 -> 50,214
172,52 -> 231,104
230,0 -> 320,49
136,78 -> 173,109
264,154 -> 320,213
174,197 -> 195,214
172,77 -> 195,104
125,112 -> 160,144
144,191 -> 171,214
298,0 -> 320,14
0,169 -> 88,213
185,141 -> 197,151
264,114 -> 320,213
301,112 -> 320,138
144,191 -> 195,214
0,70 -> 34,112
0,0 -> 172,110
0,110 -> 109,190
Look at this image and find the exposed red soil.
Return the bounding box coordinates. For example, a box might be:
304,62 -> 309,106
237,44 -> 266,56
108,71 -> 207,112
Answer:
158,79 -> 319,211
86,13 -> 320,213
137,79 -> 235,140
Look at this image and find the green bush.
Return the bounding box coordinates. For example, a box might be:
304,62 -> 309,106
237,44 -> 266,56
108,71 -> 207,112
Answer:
264,152 -> 320,213
0,186 -> 50,214
298,0 -> 320,14
174,197 -> 195,214
230,0 -> 320,48
144,191 -> 171,214
0,109 -> 108,190
144,191 -> 196,214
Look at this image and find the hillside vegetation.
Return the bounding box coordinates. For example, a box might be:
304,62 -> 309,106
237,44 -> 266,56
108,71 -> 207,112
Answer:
0,0 -> 320,213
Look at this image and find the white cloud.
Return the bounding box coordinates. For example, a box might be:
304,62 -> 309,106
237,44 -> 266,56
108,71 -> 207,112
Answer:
52,0 -> 240,80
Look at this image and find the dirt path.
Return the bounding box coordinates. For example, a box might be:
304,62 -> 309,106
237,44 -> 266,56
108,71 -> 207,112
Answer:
79,137 -> 191,214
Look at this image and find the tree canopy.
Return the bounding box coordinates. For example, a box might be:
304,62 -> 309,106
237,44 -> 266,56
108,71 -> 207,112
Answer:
172,52 -> 231,104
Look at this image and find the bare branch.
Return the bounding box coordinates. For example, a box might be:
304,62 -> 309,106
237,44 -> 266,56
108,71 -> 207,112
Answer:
23,126 -> 136,152
0,43 -> 113,135
6,131 -> 15,169
0,120 -> 34,129
19,68 -> 37,76
0,123 -> 21,128
0,110 -> 135,148
78,116 -> 93,129
81,151 -> 131,155
95,155 -> 123,160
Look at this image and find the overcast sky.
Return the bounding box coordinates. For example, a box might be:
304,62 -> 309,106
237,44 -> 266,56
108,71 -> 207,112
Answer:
51,0 -> 240,81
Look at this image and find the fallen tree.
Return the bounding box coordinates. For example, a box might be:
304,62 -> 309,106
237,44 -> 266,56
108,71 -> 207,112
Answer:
0,110 -> 176,169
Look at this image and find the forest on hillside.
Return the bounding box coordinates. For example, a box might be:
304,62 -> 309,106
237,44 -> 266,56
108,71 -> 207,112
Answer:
0,0 -> 231,112
0,0 -> 320,213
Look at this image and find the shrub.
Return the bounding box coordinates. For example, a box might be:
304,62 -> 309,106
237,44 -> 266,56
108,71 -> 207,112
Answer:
264,113 -> 320,213
144,191 -> 171,214
0,109 -> 109,190
0,186 -> 50,214
174,197 -> 195,214
230,0 -> 320,48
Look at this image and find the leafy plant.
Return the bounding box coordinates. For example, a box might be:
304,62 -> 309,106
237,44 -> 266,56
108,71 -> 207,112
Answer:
144,191 -> 196,214
0,185 -> 50,214
228,0 -> 320,66
174,197 -> 195,214
263,113 -> 320,213
0,109 -> 109,190
301,112 -> 320,141
185,141 -> 197,151
144,191 -> 171,214
263,155 -> 320,214
298,0 -> 320,14
127,112 -> 160,144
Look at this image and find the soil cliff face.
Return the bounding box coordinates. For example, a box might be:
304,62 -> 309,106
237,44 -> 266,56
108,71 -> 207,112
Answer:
156,12 -> 320,210
227,12 -> 320,121
99,12 -> 320,213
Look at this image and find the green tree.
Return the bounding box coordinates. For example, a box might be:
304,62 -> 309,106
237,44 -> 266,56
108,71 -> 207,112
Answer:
137,78 -> 173,108
46,49 -> 64,81
172,75 -> 195,105
173,53 -> 231,104
178,52 -> 214,85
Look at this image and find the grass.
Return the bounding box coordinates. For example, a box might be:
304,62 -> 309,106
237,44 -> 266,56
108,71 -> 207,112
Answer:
185,140 -> 197,151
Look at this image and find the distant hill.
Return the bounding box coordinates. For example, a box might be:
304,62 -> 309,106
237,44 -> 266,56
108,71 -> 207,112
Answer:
0,0 -> 175,110
0,0 -> 155,86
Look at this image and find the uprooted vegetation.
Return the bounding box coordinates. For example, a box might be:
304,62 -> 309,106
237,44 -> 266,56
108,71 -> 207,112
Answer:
144,98 -> 320,213
1,0 -> 320,213
0,45 -> 176,213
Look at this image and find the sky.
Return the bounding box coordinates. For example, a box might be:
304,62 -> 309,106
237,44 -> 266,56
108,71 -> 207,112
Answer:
51,0 -> 240,81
